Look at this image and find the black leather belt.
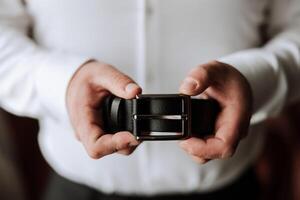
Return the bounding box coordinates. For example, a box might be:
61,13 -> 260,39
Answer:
102,94 -> 220,141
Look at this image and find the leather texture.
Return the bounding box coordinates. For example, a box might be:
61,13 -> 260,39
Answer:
102,95 -> 220,139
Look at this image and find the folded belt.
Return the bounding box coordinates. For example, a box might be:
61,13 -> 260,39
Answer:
102,94 -> 220,141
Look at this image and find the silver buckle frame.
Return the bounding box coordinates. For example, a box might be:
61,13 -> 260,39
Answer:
132,94 -> 191,141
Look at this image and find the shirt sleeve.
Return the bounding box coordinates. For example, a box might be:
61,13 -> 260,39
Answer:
0,0 -> 91,122
218,0 -> 300,124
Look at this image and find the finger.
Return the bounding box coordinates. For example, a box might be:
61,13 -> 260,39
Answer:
116,137 -> 143,156
83,129 -> 139,158
76,106 -> 117,159
82,126 -> 116,159
74,101 -> 102,140
180,137 -> 226,159
179,63 -> 214,96
94,64 -> 142,99
214,104 -> 246,145
116,145 -> 138,156
112,131 -> 140,151
190,155 -> 209,164
179,105 -> 244,159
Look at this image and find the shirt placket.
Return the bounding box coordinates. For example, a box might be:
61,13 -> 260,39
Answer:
136,0 -> 160,93
136,0 -> 147,89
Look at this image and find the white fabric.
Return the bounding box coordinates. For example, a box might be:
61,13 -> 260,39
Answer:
0,0 -> 300,196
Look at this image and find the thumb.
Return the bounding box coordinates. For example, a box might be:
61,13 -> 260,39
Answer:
96,64 -> 142,99
179,64 -> 211,96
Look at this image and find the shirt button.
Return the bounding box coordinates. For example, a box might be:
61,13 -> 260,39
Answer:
146,1 -> 153,16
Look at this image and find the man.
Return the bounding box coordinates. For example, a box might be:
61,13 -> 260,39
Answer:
0,0 -> 299,199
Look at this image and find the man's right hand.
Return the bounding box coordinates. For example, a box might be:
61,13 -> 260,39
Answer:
66,61 -> 142,159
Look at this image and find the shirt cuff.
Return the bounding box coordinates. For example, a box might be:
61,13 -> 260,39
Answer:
217,49 -> 288,124
34,51 -> 92,123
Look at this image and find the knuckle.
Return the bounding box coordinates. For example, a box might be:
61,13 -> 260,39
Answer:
187,147 -> 197,156
117,149 -> 132,156
197,66 -> 210,81
221,145 -> 235,159
193,157 -> 207,164
112,72 -> 131,85
123,151 -> 132,156
211,60 -> 220,65
201,68 -> 210,81
87,146 -> 102,159
103,63 -> 114,69
99,63 -> 116,72
192,65 -> 206,74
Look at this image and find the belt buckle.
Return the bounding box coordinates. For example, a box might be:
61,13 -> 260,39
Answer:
132,94 -> 191,141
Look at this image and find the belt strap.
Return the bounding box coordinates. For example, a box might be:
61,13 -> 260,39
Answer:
102,94 -> 219,140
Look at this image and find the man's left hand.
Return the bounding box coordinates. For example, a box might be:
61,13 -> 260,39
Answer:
179,61 -> 253,164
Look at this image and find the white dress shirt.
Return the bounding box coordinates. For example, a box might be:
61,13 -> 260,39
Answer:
0,0 -> 300,196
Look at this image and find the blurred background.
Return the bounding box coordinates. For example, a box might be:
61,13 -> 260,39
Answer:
0,102 -> 300,200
